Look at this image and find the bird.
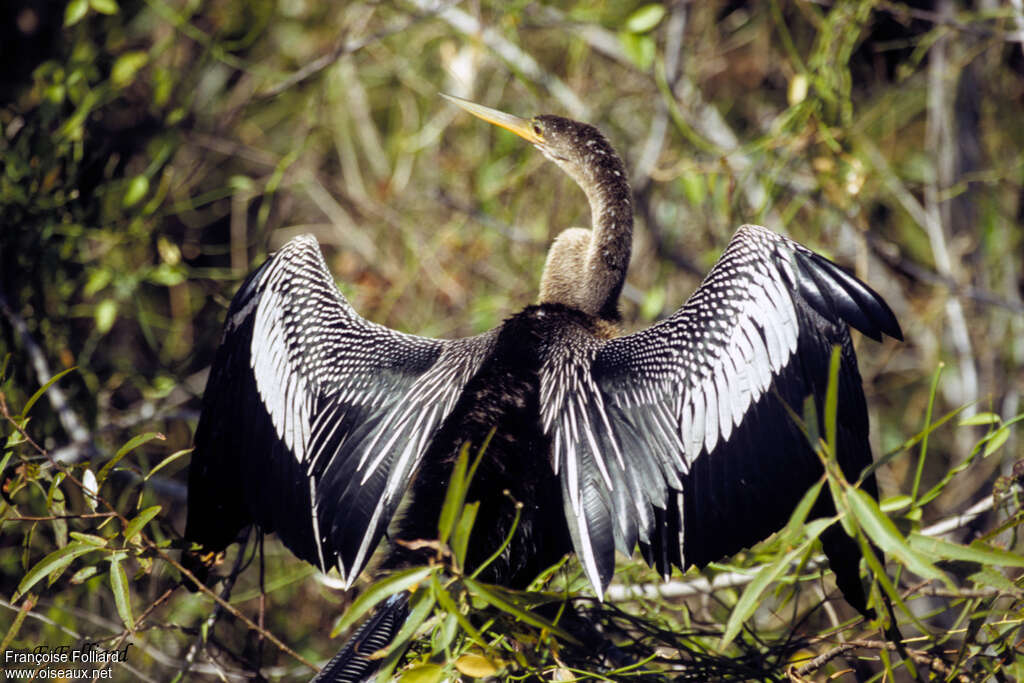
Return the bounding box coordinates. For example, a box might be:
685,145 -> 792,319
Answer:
183,94 -> 902,680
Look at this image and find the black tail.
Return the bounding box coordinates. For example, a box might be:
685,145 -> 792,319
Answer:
312,593 -> 410,683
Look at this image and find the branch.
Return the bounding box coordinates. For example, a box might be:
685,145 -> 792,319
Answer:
0,290 -> 95,463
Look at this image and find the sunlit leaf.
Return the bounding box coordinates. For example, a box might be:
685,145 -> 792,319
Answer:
64,0 -> 88,25
982,426 -> 1010,457
455,653 -> 501,678
331,566 -> 434,637
624,4 -> 666,33
958,412 -> 1001,427
89,0 -> 119,14
111,52 -> 148,88
847,488 -> 945,583
122,175 -> 149,206
398,663 -> 445,683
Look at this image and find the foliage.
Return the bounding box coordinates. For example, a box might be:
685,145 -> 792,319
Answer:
2,0 -> 1024,681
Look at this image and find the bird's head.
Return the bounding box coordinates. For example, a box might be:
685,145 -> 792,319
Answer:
441,94 -> 621,191
443,93 -> 631,322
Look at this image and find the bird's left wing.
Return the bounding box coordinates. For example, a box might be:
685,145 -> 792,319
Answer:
542,224 -> 901,596
186,235 -> 496,586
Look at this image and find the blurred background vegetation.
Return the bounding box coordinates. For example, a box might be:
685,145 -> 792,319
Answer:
1,0 -> 1023,680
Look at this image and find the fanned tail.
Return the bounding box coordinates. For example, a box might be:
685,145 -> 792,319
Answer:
311,593 -> 410,683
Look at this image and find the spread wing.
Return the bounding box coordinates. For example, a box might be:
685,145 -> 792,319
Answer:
542,224 -> 901,601
185,235 -> 495,586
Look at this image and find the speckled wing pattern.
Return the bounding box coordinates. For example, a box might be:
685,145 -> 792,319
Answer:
542,224 -> 901,595
186,235 -> 496,586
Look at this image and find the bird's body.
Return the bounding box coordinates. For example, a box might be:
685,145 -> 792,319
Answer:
184,96 -> 901,679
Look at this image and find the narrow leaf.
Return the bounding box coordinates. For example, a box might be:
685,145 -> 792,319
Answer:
145,448 -> 191,479
97,432 -> 163,482
68,532 -> 107,547
847,488 -> 945,582
14,542 -> 97,601
21,367 -> 77,418
982,426 -> 1010,458
123,506 -> 161,543
438,445 -> 470,545
958,412 -> 1001,427
908,534 -> 1024,568
109,556 -> 133,631
331,566 -> 433,637
463,579 -> 579,644
721,545 -> 804,649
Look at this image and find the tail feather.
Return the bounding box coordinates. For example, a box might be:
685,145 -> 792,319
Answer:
312,593 -> 410,683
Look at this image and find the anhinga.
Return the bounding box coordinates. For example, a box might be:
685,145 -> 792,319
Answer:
184,95 -> 902,680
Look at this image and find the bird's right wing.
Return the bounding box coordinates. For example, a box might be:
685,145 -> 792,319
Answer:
542,224 -> 901,598
186,235 -> 496,586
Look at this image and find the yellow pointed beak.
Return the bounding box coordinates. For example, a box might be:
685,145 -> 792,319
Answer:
441,93 -> 542,144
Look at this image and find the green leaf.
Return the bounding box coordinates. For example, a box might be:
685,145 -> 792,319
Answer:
780,478 -> 823,543
678,170 -> 706,207
111,51 -> 148,88
145,448 -> 191,479
846,488 -> 945,582
959,412 -> 1001,427
123,506 -> 161,543
879,495 -> 913,512
462,579 -> 580,644
431,573 -> 489,651
122,175 -> 149,207
455,653 -> 501,678
619,33 -> 656,70
64,0 -> 88,25
398,664 -> 445,683
969,566 -> 1022,595
89,0 -> 119,14
824,346 -> 841,453
376,588 -> 437,680
21,367 -> 77,418
908,534 -> 1024,568
721,545 -> 804,649
68,532 -> 107,547
109,556 -> 133,631
70,565 -> 99,585
624,4 -> 666,33
438,445 -> 470,545
97,432 -> 163,483
451,501 -> 479,569
14,542 -> 97,601
94,299 -> 117,334
331,566 -> 434,637
982,425 -> 1010,457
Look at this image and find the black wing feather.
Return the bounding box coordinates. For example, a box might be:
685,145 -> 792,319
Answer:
186,235 -> 495,585
545,225 -> 898,613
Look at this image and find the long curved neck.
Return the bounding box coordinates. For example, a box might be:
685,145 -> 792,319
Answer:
579,154 -> 632,320
540,143 -> 633,321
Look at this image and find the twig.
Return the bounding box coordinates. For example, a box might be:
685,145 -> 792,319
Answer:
0,290 -> 94,463
792,638 -> 971,681
923,0 -> 979,426
407,0 -> 588,119
607,492 -> 1002,603
258,12 -> 430,100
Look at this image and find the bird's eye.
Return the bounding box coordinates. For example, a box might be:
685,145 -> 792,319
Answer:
532,122 -> 543,137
